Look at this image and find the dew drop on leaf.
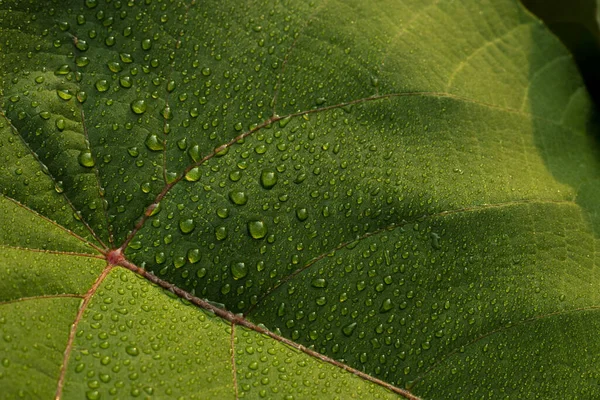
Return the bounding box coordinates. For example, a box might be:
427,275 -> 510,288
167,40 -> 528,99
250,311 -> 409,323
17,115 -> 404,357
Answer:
145,134 -> 164,151
231,262 -> 248,280
229,191 -> 248,205
247,220 -> 267,239
260,169 -> 278,189
130,99 -> 147,114
179,219 -> 195,234
78,151 -> 95,168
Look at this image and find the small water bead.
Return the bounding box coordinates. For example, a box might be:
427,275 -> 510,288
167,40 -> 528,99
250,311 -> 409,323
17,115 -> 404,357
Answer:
260,169 -> 277,189
78,150 -> 95,167
229,191 -> 248,205
216,208 -> 229,218
201,67 -> 211,76
179,219 -> 195,234
231,262 -> 248,280
130,99 -> 147,114
247,220 -> 267,239
141,38 -> 152,50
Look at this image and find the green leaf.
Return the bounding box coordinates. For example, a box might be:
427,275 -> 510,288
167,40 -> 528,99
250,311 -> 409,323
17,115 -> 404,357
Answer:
521,0 -> 600,102
1,0 -> 599,399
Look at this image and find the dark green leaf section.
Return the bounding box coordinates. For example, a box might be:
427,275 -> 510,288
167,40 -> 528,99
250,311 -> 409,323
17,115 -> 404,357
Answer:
417,308 -> 600,398
0,298 -> 80,400
253,201 -> 600,391
1,0 -> 600,399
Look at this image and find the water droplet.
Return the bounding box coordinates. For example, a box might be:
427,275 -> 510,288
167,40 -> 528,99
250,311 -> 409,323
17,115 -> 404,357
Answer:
201,67 -> 211,76
55,119 -> 66,131
78,151 -> 95,168
184,167 -> 201,182
380,299 -> 393,313
56,89 -> 73,100
216,208 -> 229,219
107,61 -> 122,73
188,144 -> 201,162
215,226 -> 228,241
119,53 -> 133,63
311,278 -> 327,288
247,220 -> 267,239
130,99 -> 147,114
260,169 -> 278,189
342,322 -> 357,337
141,38 -> 152,50
145,134 -> 164,151
120,76 -> 133,88
231,262 -> 248,280
125,345 -> 139,356
229,191 -> 248,205
95,79 -> 109,92
296,208 -> 308,221
187,249 -> 201,263
179,219 -> 195,234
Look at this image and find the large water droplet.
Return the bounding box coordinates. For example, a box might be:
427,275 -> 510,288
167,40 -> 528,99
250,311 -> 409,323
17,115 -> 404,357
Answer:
296,208 -> 308,221
78,151 -> 95,168
130,99 -> 147,114
260,169 -> 278,189
311,278 -> 327,288
179,219 -> 195,234
145,134 -> 164,151
231,262 -> 248,280
95,79 -> 109,92
229,191 -> 248,205
342,322 -> 357,337
187,248 -> 201,263
247,220 -> 267,239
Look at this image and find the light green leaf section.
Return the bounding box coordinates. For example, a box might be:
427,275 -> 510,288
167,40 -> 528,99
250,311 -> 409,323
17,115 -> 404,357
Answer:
0,298 -> 81,400
234,326 -> 399,399
0,0 -> 599,399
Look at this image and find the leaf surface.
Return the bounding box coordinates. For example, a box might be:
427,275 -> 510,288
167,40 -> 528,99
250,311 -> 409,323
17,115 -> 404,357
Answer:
1,0 -> 599,399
